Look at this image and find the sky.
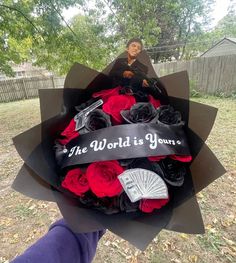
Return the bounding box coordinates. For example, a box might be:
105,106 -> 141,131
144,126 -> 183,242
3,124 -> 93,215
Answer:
63,0 -> 232,28
211,0 -> 231,27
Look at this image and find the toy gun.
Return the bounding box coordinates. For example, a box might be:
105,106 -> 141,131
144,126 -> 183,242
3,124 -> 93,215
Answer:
122,67 -> 169,104
74,99 -> 103,131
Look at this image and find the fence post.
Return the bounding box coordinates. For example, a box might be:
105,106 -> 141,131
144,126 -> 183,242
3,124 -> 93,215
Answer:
51,76 -> 56,89
22,78 -> 28,99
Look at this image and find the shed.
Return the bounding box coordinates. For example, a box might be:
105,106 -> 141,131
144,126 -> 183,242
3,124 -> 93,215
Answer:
201,37 -> 236,57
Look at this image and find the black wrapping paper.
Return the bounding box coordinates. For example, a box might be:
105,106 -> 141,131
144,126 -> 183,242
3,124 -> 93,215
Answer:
12,50 -> 226,250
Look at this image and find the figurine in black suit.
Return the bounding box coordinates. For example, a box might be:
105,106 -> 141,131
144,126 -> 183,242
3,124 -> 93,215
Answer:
109,38 -> 169,103
109,38 -> 149,91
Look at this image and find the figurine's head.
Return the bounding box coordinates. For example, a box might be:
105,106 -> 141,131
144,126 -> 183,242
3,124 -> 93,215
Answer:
126,38 -> 143,59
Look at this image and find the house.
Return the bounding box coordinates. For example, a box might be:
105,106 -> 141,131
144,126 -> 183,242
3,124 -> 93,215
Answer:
201,37 -> 236,57
0,62 -> 52,80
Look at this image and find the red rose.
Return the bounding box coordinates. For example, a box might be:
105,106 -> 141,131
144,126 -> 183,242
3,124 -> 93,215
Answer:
103,94 -> 136,124
62,168 -> 89,196
86,160 -> 124,197
139,198 -> 169,213
148,95 -> 161,109
57,118 -> 79,145
170,155 -> 192,162
148,155 -> 166,162
92,87 -> 121,103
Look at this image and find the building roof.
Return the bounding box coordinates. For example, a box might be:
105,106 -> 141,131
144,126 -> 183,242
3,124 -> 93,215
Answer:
226,37 -> 236,43
201,37 -> 236,57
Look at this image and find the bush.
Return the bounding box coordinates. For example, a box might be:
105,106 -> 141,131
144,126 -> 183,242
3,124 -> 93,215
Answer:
189,79 -> 202,98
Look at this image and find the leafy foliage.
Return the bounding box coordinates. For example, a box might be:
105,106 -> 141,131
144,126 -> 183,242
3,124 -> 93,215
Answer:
95,0 -> 215,62
214,2 -> 236,38
0,0 -> 115,76
33,14 -> 114,74
1,0 -> 236,76
183,1 -> 236,59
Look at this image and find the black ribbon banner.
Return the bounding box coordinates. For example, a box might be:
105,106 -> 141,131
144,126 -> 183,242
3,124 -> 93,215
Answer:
61,123 -> 190,168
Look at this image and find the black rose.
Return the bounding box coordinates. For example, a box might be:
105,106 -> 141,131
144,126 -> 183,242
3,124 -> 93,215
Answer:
119,158 -> 135,167
79,191 -> 120,214
156,105 -> 182,125
119,192 -> 139,212
127,157 -> 153,170
127,157 -> 166,178
54,141 -> 68,165
121,102 -> 157,124
158,158 -> 186,187
84,109 -> 111,132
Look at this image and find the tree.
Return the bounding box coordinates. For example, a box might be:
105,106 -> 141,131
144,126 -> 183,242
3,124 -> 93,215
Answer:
89,0 -> 215,62
33,14 -> 114,74
0,0 -> 85,76
183,1 -> 236,59
0,1 -> 35,75
0,0 -> 116,76
214,1 -> 236,37
0,0 -> 217,75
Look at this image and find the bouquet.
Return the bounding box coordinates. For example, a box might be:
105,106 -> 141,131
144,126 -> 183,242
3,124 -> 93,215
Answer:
12,51 -> 226,249
55,82 -> 193,214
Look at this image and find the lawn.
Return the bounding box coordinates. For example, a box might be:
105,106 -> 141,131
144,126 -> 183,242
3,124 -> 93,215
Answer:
0,97 -> 235,263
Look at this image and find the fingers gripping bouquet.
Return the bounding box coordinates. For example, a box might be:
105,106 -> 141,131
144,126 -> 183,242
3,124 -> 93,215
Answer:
12,49 -> 226,249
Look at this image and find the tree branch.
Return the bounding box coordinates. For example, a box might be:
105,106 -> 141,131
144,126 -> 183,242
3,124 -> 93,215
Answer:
0,4 -> 45,41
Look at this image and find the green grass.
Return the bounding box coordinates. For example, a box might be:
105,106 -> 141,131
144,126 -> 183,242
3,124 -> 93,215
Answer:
15,204 -> 33,218
191,96 -> 236,170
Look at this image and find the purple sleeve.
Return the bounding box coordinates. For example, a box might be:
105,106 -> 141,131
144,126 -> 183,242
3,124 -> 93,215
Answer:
11,219 -> 105,263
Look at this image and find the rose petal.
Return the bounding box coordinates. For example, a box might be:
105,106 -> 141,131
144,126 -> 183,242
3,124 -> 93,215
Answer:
103,95 -> 136,124
170,155 -> 192,162
92,87 -> 121,102
139,198 -> 169,213
86,160 -> 124,197
148,95 -> 161,109
85,109 -> 111,131
58,118 -> 79,145
62,168 -> 89,196
148,155 -> 166,162
129,102 -> 157,123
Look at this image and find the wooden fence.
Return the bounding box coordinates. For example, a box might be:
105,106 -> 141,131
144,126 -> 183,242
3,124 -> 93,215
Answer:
1,55 -> 236,102
0,76 -> 65,103
153,54 -> 236,95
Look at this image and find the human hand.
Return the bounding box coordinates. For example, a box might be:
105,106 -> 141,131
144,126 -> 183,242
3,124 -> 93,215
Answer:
142,79 -> 149,87
123,71 -> 134,78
